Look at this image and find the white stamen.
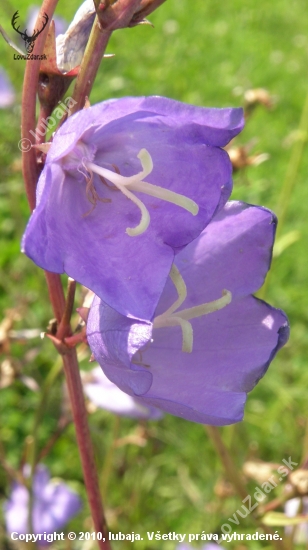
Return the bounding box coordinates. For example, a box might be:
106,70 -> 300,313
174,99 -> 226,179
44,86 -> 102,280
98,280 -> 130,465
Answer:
129,180 -> 199,215
112,182 -> 150,236
153,266 -> 232,353
163,264 -> 187,316
137,148 -> 153,177
85,148 -> 199,237
176,289 -> 232,320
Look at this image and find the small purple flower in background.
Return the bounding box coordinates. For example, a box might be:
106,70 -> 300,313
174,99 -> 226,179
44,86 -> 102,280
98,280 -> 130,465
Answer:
4,465 -> 81,545
87,201 -> 289,424
22,97 -> 243,320
82,366 -> 162,419
0,67 -> 15,108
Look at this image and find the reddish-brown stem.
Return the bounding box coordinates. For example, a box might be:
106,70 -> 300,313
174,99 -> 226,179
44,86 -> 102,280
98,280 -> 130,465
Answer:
21,2 -> 111,547
70,1 -> 149,115
62,351 -> 110,548
44,272 -> 66,324
57,278 -> 76,340
21,0 -> 166,543
21,0 -> 59,211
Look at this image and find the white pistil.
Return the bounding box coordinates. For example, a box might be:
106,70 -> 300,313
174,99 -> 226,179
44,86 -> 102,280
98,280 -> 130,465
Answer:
153,266 -> 232,353
85,148 -> 199,237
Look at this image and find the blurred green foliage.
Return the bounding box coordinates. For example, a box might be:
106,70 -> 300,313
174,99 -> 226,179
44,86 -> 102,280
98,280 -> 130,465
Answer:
0,0 -> 307,548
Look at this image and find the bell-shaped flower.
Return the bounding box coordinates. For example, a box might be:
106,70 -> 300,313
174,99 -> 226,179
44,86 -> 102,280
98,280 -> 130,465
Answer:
4,464 -> 81,544
86,201 -> 289,425
22,96 -> 243,320
82,366 -> 162,419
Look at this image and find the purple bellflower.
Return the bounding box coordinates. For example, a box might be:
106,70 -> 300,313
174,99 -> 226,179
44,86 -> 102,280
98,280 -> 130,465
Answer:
82,366 -> 162,419
4,465 -> 81,545
22,97 -> 244,320
87,201 -> 289,425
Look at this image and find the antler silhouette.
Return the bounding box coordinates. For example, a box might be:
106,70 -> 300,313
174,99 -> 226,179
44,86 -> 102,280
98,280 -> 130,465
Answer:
31,13 -> 49,40
11,11 -> 25,38
11,11 -> 49,54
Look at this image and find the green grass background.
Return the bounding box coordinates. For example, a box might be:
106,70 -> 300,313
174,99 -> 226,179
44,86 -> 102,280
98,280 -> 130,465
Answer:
0,0 -> 307,548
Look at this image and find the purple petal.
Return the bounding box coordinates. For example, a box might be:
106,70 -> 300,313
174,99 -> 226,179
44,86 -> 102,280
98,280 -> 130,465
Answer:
45,97 -> 244,159
23,98 -> 242,319
156,201 -> 277,316
88,297 -> 153,395
87,201 -> 289,424
88,297 -> 288,425
83,367 -> 162,419
134,296 -> 289,424
4,483 -> 29,534
33,476 -> 81,534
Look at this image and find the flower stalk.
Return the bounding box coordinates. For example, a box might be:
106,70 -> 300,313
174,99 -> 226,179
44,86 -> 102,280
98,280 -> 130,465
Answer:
69,1 -> 160,115
21,0 -> 59,210
21,1 -> 111,546
69,18 -> 112,115
62,351 -> 111,549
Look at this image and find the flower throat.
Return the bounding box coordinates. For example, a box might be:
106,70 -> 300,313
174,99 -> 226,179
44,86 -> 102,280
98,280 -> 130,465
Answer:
153,265 -> 232,353
83,147 -> 199,236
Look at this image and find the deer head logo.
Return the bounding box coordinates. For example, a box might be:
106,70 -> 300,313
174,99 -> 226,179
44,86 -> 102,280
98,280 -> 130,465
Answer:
11,11 -> 49,54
